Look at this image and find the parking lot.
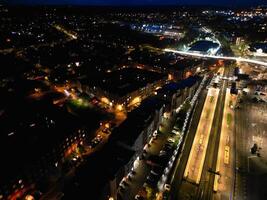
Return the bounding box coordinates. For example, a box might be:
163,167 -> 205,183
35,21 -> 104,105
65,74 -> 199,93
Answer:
118,113 -> 179,200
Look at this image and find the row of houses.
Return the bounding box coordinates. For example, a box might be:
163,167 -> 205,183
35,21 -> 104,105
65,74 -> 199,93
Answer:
101,75 -> 202,200
15,75 -> 202,200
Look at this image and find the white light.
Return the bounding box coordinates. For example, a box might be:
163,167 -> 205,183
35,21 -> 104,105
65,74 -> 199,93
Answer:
64,89 -> 70,97
164,49 -> 267,66
256,48 -> 263,54
8,132 -> 14,136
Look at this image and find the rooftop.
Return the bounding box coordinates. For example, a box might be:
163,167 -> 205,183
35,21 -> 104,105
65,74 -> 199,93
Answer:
110,96 -> 165,148
189,40 -> 220,53
94,68 -> 165,97
157,75 -> 201,97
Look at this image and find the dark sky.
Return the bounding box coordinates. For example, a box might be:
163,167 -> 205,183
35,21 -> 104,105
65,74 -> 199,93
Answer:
7,0 -> 267,6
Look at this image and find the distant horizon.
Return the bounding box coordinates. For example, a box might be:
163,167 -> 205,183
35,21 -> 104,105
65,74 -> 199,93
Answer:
3,4 -> 267,9
5,0 -> 267,7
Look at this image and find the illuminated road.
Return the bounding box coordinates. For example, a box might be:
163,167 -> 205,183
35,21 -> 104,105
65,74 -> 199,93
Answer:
164,49 -> 267,67
214,88 -> 235,200
53,24 -> 78,40
184,87 -> 219,184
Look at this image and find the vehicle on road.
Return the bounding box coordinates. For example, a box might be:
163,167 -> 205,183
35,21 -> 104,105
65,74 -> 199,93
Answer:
135,194 -> 144,200
164,184 -> 171,191
167,138 -> 175,143
102,127 -> 111,134
224,146 -> 230,164
89,135 -> 103,148
171,129 -> 179,135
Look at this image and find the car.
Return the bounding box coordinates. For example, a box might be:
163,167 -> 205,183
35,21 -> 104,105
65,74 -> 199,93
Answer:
152,135 -> 158,140
164,184 -> 171,191
167,138 -> 175,143
151,169 -> 161,176
119,186 -> 125,193
120,180 -> 129,187
89,137 -> 102,148
153,131 -> 158,137
164,143 -> 174,150
159,150 -> 167,156
173,126 -> 180,131
135,195 -> 144,200
152,166 -> 164,175
127,174 -> 133,181
119,182 -> 126,188
130,170 -> 136,175
171,129 -> 180,135
102,128 -> 111,134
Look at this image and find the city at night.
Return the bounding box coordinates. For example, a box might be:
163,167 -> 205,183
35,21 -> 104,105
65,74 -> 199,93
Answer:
0,0 -> 267,200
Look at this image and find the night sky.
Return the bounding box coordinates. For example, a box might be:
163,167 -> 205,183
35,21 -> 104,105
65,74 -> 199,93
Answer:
7,0 -> 267,6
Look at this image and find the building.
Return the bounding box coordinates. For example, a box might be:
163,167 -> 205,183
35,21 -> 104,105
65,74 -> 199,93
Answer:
79,68 -> 168,111
0,95 -> 98,200
101,97 -> 166,200
156,75 -> 201,115
168,58 -> 203,81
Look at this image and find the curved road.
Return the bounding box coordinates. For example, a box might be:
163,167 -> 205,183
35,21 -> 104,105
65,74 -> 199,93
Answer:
164,49 -> 267,67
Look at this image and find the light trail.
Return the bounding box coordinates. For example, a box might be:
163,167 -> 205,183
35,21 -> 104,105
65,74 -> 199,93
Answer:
164,49 -> 267,67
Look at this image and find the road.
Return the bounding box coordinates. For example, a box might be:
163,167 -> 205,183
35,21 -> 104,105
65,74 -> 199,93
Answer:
213,88 -> 235,200
184,87 -> 220,184
164,49 -> 267,67
118,111 -> 177,200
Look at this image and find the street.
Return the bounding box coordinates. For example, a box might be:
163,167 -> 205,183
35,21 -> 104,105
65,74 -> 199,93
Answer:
119,114 -> 177,200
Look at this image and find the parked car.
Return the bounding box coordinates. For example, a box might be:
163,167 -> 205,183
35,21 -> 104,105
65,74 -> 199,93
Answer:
164,184 -> 171,191
102,127 -> 111,134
